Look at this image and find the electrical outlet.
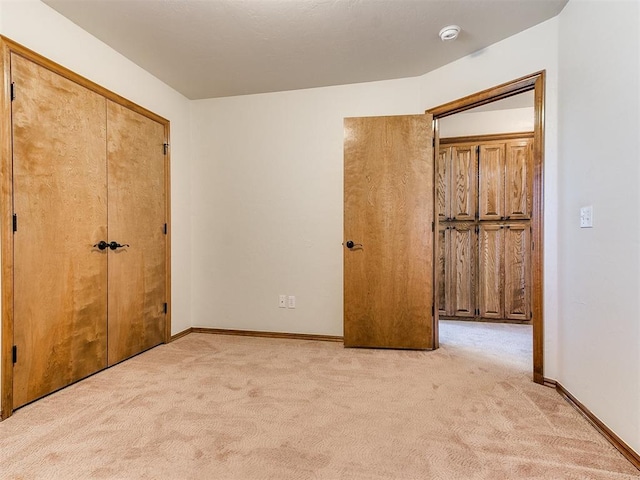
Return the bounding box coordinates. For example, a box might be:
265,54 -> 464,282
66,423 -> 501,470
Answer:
580,206 -> 593,228
287,295 -> 296,309
278,295 -> 286,308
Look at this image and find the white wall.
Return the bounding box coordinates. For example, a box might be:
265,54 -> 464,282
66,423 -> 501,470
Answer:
0,0 -> 193,335
190,78 -> 423,335
439,107 -> 534,138
558,0 -> 640,453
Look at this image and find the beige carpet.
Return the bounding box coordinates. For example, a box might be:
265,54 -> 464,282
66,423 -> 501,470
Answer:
0,321 -> 638,479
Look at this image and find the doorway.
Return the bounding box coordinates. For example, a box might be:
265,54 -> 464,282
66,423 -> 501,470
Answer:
428,71 -> 545,384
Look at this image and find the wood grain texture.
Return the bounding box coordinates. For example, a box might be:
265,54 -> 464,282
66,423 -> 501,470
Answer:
0,37 -> 172,418
505,140 -> 533,219
107,101 -> 166,365
344,114 -> 434,349
531,73 -> 545,384
436,224 -> 450,316
0,39 -> 14,418
11,54 -> 108,409
504,224 -> 531,320
450,224 -> 476,317
478,224 -> 504,319
437,147 -> 450,221
436,135 -> 533,326
479,144 -> 506,220
451,146 -> 477,220
432,119 -> 440,350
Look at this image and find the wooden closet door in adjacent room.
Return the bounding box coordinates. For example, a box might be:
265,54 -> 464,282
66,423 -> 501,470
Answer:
11,54 -> 108,408
106,101 -> 167,366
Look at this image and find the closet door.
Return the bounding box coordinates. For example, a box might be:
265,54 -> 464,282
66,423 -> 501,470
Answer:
478,224 -> 504,319
450,224 -> 476,317
505,140 -> 533,220
504,224 -> 531,320
478,144 -> 505,220
436,223 -> 451,316
107,101 -> 167,365
12,54 -> 108,408
436,147 -> 451,221
450,146 -> 477,221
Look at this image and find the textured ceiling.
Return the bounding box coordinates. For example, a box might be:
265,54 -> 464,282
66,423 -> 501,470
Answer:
43,0 -> 568,100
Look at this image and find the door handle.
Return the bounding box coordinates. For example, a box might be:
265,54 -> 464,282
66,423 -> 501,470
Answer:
93,240 -> 109,250
345,240 -> 363,249
109,241 -> 130,251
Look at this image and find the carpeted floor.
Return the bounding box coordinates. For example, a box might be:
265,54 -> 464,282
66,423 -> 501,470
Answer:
0,320 -> 638,479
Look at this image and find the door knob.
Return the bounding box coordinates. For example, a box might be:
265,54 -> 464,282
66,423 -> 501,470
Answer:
345,240 -> 363,249
109,241 -> 130,251
93,240 -> 108,250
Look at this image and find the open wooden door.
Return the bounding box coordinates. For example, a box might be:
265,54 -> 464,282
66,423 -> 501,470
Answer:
12,54 -> 108,408
106,101 -> 167,365
343,114 -> 434,349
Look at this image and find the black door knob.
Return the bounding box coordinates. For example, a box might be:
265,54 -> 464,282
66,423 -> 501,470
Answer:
345,240 -> 363,249
346,240 -> 354,248
109,241 -> 130,251
93,241 -> 108,250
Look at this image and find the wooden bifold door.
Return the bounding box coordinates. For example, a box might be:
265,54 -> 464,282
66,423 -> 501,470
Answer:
11,52 -> 168,409
437,134 -> 532,323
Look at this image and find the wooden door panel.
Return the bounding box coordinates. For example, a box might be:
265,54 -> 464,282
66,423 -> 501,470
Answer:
451,224 -> 476,317
107,101 -> 166,365
504,224 -> 531,320
437,147 -> 450,221
479,144 -> 505,220
12,54 -> 108,408
505,140 -> 533,219
437,224 -> 450,316
451,146 -> 477,220
478,224 -> 503,319
344,115 -> 433,349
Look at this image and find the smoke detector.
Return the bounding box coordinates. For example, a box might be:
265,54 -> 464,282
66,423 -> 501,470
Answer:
439,25 -> 461,42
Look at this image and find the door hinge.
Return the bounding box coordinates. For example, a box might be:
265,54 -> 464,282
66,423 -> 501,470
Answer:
431,305 -> 434,316
12,214 -> 17,232
12,345 -> 17,364
432,137 -> 435,148
532,241 -> 534,250
163,223 -> 167,235
10,82 -> 15,101
163,143 -> 169,155
431,221 -> 434,232
163,302 -> 168,314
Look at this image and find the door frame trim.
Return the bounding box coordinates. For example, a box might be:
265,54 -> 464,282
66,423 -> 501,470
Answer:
427,71 -> 545,384
0,36 -> 172,419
